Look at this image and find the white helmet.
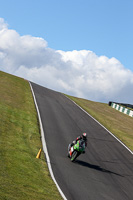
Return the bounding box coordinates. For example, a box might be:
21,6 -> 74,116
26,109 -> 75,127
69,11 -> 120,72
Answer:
82,133 -> 87,140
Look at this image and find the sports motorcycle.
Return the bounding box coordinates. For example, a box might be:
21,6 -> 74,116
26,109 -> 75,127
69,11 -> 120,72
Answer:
68,139 -> 86,162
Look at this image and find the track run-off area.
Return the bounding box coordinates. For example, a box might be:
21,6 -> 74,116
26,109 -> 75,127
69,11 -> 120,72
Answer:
30,82 -> 133,200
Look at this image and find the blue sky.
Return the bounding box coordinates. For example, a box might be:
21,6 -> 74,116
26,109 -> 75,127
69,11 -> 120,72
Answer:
0,0 -> 133,71
0,0 -> 133,103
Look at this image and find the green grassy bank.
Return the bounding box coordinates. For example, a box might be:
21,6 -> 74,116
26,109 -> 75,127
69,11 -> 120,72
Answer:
0,71 -> 62,200
0,70 -> 132,200
66,95 -> 133,152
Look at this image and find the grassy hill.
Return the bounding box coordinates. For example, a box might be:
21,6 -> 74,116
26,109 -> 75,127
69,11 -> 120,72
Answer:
0,71 -> 62,200
0,71 -> 132,200
66,95 -> 133,152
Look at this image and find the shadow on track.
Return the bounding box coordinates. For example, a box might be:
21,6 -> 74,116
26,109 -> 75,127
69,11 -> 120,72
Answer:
75,160 -> 123,177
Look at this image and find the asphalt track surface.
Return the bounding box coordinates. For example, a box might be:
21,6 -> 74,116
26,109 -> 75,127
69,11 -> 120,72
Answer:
31,82 -> 133,200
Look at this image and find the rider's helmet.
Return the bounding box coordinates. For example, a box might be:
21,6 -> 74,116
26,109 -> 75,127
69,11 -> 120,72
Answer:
82,133 -> 87,140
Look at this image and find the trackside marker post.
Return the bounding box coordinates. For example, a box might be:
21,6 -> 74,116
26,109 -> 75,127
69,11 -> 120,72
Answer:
36,148 -> 42,158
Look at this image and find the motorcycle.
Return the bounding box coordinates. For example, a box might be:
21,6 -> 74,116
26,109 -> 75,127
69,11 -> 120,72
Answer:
68,139 -> 86,162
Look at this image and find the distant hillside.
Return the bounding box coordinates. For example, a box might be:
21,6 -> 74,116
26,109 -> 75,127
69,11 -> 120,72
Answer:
66,95 -> 133,152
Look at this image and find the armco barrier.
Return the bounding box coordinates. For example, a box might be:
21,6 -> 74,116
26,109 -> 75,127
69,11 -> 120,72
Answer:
111,102 -> 133,118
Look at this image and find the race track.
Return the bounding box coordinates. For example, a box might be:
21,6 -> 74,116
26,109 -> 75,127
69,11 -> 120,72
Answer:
31,82 -> 133,200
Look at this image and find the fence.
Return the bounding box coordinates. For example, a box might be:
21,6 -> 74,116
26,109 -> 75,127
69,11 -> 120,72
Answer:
109,102 -> 133,118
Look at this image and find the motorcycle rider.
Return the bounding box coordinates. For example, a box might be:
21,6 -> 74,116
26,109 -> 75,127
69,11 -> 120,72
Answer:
69,133 -> 87,154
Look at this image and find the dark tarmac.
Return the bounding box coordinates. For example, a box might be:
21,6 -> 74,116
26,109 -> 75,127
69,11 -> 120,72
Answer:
31,82 -> 133,200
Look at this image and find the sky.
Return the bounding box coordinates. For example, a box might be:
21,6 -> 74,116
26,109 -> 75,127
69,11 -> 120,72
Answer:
0,0 -> 133,104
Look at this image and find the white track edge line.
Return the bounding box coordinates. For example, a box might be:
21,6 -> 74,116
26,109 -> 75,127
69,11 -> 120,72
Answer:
65,96 -> 133,155
29,82 -> 67,200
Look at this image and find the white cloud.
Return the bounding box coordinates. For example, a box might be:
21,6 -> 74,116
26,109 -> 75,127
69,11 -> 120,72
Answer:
0,18 -> 8,30
0,18 -> 133,104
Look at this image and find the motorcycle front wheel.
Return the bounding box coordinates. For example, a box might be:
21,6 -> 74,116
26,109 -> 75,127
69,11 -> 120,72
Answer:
71,151 -> 78,162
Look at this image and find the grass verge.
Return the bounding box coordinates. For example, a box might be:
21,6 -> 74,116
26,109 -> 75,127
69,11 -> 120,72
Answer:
0,71 -> 62,200
66,95 -> 133,152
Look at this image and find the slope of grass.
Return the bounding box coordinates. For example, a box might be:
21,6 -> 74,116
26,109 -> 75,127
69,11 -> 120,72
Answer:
66,95 -> 133,152
0,71 -> 62,200
1,70 -> 132,199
